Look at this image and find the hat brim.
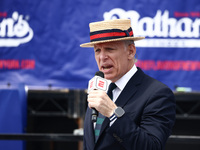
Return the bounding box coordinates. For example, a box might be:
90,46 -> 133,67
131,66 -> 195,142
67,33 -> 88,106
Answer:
80,36 -> 145,47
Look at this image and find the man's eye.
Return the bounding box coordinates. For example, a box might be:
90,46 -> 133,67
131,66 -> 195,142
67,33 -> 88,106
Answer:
105,47 -> 115,51
95,49 -> 100,53
107,48 -> 114,50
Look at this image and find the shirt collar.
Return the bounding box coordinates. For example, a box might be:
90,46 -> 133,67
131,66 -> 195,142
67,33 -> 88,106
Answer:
115,64 -> 138,91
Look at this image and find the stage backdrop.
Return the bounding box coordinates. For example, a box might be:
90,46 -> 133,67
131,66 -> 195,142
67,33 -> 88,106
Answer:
0,0 -> 200,91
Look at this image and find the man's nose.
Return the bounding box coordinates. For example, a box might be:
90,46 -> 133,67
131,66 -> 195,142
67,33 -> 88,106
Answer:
99,51 -> 108,61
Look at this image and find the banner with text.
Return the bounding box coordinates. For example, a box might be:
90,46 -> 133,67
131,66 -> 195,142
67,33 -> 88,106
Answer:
0,0 -> 200,91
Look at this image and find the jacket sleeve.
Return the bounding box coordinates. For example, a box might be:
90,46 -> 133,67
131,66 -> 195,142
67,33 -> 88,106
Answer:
107,87 -> 176,150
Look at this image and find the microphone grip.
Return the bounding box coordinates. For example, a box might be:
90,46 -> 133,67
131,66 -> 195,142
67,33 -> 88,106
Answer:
89,71 -> 104,122
92,108 -> 98,122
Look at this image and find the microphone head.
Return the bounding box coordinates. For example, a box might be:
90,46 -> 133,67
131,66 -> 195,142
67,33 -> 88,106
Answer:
95,71 -> 104,78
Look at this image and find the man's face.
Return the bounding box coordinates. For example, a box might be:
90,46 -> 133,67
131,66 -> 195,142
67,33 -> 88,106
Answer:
94,41 -> 135,82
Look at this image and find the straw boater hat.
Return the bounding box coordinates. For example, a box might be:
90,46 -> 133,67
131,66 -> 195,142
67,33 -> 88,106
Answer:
80,19 -> 145,47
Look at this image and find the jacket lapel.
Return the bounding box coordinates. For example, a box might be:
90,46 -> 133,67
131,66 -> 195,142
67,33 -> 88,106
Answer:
116,67 -> 144,107
98,68 -> 144,138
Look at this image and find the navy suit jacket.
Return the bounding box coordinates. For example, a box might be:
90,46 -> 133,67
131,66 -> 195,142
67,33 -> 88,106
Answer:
83,68 -> 176,150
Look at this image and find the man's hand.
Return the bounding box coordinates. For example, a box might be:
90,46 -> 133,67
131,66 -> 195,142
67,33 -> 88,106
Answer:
87,89 -> 117,118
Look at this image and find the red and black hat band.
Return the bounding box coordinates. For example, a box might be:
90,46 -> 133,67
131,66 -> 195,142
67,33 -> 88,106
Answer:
90,27 -> 133,42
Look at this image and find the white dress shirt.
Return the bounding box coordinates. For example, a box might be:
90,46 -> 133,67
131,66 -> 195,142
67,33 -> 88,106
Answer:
112,64 -> 138,102
109,64 -> 138,125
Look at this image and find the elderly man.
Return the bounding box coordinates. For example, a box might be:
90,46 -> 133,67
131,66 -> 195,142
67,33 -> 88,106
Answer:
80,19 -> 176,150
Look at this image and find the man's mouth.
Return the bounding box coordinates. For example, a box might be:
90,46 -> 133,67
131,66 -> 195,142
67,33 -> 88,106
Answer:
101,65 -> 113,72
103,66 -> 111,70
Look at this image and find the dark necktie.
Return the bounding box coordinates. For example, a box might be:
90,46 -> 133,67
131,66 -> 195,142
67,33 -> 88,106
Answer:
94,83 -> 117,142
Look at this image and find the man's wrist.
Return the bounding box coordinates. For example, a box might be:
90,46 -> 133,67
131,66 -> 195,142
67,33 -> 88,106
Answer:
109,107 -> 125,121
109,113 -> 117,121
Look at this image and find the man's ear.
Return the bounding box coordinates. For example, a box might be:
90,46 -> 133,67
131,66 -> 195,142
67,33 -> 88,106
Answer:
128,44 -> 136,60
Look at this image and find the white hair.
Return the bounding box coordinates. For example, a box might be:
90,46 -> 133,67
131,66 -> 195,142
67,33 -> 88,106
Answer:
123,40 -> 137,63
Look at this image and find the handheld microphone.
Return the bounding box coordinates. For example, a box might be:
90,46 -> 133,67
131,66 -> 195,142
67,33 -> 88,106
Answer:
88,71 -> 109,122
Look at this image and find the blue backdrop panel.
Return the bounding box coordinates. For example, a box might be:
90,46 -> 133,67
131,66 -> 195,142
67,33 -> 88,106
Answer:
0,85 -> 26,150
0,0 -> 200,90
